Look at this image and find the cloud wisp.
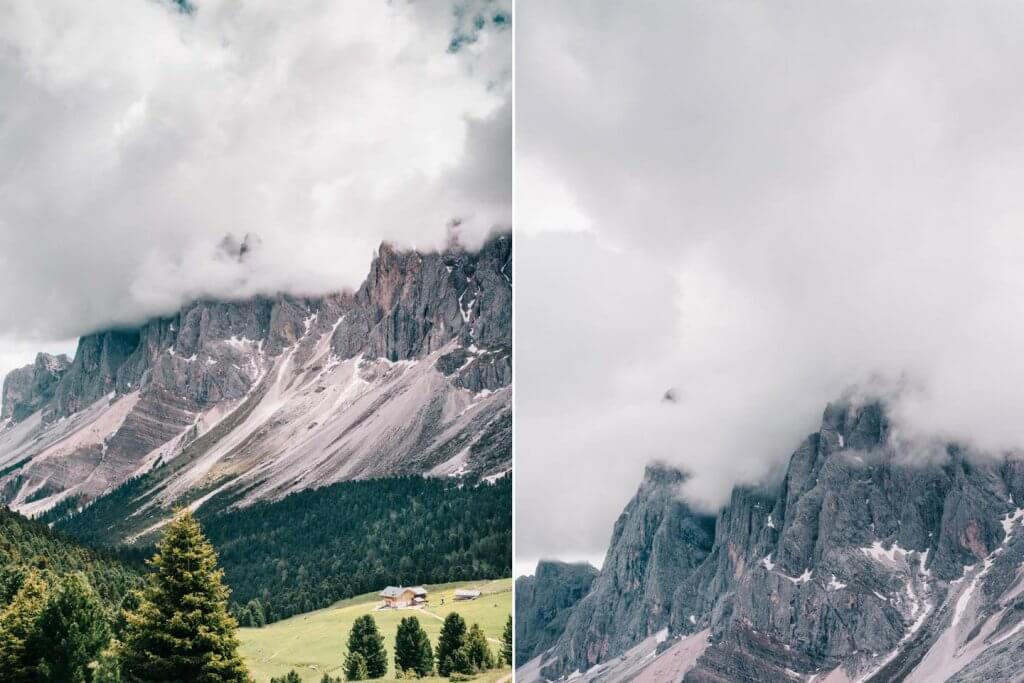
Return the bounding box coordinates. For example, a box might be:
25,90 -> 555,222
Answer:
516,0 -> 1024,564
0,0 -> 511,343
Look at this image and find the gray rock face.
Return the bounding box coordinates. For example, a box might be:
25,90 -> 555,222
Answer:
541,464 -> 716,678
516,561 -> 600,666
1,353 -> 70,422
0,235 -> 511,536
528,399 -> 1024,682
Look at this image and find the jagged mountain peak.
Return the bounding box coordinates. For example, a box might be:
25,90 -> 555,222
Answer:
522,396 -> 1024,682
0,236 -> 511,541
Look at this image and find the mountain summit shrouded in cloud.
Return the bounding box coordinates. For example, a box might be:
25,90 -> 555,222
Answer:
0,0 -> 510,343
517,1 -> 1024,568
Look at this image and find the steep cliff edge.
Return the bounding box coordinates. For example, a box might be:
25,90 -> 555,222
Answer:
516,560 -> 600,666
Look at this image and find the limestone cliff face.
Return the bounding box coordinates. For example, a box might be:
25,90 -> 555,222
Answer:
516,561 -> 600,666
0,235 -> 511,540
541,464 -> 716,678
1,352 -> 70,423
529,400 -> 1024,682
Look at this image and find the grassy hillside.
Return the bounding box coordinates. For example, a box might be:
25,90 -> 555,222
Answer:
239,578 -> 512,683
0,505 -> 140,608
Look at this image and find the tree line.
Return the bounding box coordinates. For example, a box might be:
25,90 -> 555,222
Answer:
203,475 -> 512,624
56,475 -> 512,626
2,503 -> 514,682
0,508 -> 248,681
270,610 -> 514,682
0,506 -> 141,609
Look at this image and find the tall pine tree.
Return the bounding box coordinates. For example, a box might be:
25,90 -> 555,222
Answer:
345,614 -> 387,679
463,623 -> 494,672
344,650 -> 369,680
30,572 -> 111,682
120,509 -> 251,682
393,615 -> 433,677
501,614 -> 512,666
0,569 -> 49,682
435,612 -> 468,676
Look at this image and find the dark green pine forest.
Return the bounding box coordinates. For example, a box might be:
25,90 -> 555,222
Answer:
0,506 -> 140,610
204,475 -> 512,623
55,474 -> 512,624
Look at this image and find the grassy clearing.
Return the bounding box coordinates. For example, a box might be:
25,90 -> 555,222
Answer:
239,578 -> 512,683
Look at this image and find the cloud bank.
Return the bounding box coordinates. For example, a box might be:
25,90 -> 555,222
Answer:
516,0 -> 1024,565
0,0 -> 510,343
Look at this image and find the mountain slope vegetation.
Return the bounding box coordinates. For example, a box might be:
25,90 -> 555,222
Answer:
0,506 -> 140,609
58,474 -> 512,624
204,475 -> 512,623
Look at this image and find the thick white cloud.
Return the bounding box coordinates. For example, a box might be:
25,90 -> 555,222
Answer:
516,1 -> 1024,564
0,0 -> 510,345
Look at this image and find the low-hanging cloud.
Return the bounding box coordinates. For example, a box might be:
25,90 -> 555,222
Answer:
0,0 -> 510,343
516,0 -> 1024,566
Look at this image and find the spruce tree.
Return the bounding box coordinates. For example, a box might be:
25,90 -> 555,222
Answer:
30,572 -> 111,682
0,569 -> 49,681
344,650 -> 369,680
463,623 -> 494,671
345,614 -> 387,678
120,509 -> 251,682
0,565 -> 27,604
435,612 -> 468,676
394,615 -> 433,677
92,640 -> 124,683
246,599 -> 265,628
501,614 -> 512,666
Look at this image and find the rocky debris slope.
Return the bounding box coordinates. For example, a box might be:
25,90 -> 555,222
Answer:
516,561 -> 600,666
0,235 -> 511,540
524,399 -> 1024,682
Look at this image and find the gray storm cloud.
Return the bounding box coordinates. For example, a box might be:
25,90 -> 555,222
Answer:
0,0 -> 510,343
516,0 -> 1024,567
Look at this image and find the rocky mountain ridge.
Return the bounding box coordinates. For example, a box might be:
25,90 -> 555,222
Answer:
516,560 -> 600,666
520,399 -> 1024,682
0,235 -> 511,542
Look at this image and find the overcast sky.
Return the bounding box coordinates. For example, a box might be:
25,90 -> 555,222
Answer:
516,0 -> 1024,575
0,0 -> 510,382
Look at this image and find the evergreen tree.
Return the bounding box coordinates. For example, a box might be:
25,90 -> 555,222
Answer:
435,612 -> 468,676
92,640 -> 123,683
443,648 -> 472,677
119,509 -> 251,683
246,599 -> 265,628
0,565 -> 27,604
0,569 -> 49,681
30,572 -> 111,682
113,591 -> 139,640
269,672 -> 301,683
394,616 -> 433,677
501,614 -> 512,666
345,614 -> 387,678
344,650 -> 369,680
462,623 -> 494,672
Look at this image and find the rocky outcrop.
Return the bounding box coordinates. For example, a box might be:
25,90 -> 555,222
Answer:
1,352 -> 70,422
526,399 -> 1024,682
541,464 -> 716,678
0,234 -> 512,538
30,234 -> 512,425
516,561 -> 600,666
